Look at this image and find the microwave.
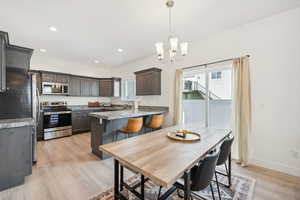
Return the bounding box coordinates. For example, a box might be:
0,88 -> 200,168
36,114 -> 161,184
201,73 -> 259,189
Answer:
42,82 -> 69,95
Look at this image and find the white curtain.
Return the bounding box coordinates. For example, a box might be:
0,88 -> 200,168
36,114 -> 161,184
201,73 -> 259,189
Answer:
174,69 -> 183,125
232,56 -> 252,167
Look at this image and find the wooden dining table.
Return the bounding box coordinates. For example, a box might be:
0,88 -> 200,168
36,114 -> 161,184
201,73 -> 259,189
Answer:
100,124 -> 232,200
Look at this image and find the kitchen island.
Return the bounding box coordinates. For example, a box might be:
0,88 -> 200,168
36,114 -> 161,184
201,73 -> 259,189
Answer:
89,107 -> 168,159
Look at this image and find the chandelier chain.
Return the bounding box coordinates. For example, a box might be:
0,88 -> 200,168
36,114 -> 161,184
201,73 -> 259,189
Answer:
169,7 -> 172,37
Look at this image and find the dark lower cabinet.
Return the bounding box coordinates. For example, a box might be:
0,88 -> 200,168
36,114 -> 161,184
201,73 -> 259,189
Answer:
72,109 -> 106,133
0,125 -> 33,191
72,110 -> 91,133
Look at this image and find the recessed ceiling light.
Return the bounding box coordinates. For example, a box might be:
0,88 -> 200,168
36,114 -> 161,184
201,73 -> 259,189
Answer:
94,60 -> 100,64
49,26 -> 57,32
39,48 -> 47,53
117,48 -> 124,53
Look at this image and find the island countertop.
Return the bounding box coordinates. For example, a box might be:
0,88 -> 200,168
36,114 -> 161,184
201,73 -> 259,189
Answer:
89,109 -> 167,120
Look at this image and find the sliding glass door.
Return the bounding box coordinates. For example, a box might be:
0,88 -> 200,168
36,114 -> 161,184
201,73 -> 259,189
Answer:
182,64 -> 232,129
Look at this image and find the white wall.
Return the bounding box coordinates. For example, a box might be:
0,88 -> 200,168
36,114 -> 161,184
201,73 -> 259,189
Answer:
31,54 -> 113,105
111,8 -> 300,176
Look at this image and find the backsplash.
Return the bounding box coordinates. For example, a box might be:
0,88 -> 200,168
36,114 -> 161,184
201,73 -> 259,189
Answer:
39,95 -> 111,105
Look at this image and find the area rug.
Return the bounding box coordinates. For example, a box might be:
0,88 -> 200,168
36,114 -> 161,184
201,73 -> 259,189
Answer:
90,173 -> 255,200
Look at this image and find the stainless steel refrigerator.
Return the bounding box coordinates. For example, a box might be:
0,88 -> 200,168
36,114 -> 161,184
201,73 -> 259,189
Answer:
0,68 -> 40,163
31,73 -> 41,163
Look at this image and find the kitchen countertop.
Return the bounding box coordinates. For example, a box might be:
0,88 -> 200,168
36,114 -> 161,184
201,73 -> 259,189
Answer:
68,105 -> 125,111
0,118 -> 35,129
89,109 -> 166,120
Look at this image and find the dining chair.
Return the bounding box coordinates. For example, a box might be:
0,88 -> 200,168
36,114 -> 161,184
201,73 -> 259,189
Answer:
157,148 -> 221,200
215,135 -> 234,192
114,117 -> 143,141
144,114 -> 164,133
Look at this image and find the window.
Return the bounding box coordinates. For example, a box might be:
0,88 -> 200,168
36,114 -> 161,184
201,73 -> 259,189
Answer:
121,79 -> 136,100
184,80 -> 193,91
211,71 -> 222,79
182,67 -> 232,129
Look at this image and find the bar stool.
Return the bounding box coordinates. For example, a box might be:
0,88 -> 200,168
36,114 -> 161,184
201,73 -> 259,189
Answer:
114,117 -> 143,141
144,114 -> 164,133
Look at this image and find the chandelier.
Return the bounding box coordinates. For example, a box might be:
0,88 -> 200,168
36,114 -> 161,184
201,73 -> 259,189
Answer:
155,0 -> 188,62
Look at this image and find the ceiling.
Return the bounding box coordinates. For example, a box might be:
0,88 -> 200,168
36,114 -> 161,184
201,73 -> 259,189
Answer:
0,0 -> 300,67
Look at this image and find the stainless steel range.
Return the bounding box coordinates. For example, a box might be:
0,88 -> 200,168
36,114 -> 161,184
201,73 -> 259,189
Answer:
42,101 -> 72,140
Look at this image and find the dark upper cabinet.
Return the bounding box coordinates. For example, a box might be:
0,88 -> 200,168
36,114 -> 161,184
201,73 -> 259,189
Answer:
99,78 -> 121,97
135,68 -> 161,96
0,31 -> 33,93
35,70 -> 123,97
80,78 -> 89,97
69,76 -> 81,96
42,73 -> 56,82
42,73 -> 100,97
0,35 -> 6,92
55,74 -> 69,84
6,46 -> 33,70
99,79 -> 112,97
90,79 -> 100,97
41,72 -> 69,83
79,78 -> 99,97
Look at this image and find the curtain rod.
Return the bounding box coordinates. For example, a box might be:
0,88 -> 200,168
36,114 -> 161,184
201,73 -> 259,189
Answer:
182,55 -> 250,70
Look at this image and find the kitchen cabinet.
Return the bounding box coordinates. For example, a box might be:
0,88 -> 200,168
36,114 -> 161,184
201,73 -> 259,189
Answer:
6,46 -> 33,70
42,73 -> 56,83
80,78 -> 90,97
99,78 -> 121,97
72,111 -> 85,133
36,70 -> 124,97
90,79 -> 100,97
135,68 -> 161,96
69,76 -> 81,96
69,77 -> 99,97
0,126 -> 33,191
41,72 -> 69,83
0,31 -> 33,92
55,74 -> 69,83
72,109 -> 101,133
0,35 -> 6,92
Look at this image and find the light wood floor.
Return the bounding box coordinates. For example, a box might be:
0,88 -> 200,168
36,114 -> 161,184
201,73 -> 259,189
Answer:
0,133 -> 299,200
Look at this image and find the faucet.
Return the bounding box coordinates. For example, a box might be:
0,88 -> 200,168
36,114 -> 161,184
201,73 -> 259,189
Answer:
132,100 -> 139,112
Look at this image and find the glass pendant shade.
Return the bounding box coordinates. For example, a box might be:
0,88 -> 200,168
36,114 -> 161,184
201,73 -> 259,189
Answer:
169,37 -> 178,53
180,42 -> 188,56
169,49 -> 176,62
155,42 -> 164,60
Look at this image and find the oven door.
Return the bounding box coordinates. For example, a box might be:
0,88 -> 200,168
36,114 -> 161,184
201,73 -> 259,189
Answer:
43,111 -> 72,130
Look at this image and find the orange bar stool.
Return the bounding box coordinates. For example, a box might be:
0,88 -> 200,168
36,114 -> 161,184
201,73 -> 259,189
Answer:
144,114 -> 164,133
115,117 -> 143,141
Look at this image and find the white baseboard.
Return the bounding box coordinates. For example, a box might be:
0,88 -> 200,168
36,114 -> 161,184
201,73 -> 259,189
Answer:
250,158 -> 300,177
